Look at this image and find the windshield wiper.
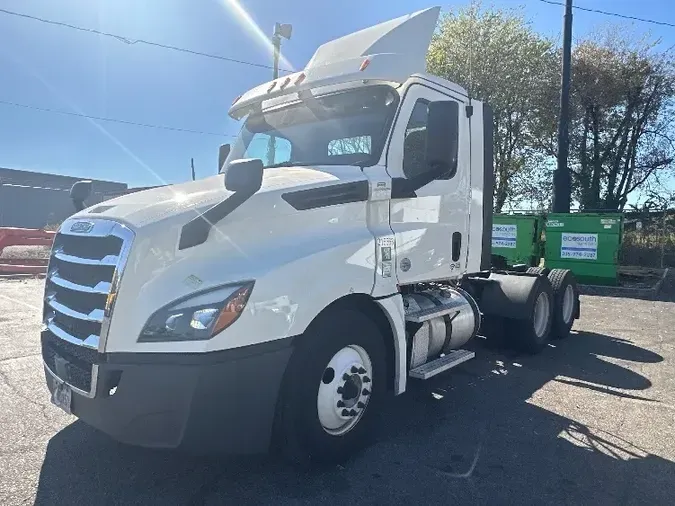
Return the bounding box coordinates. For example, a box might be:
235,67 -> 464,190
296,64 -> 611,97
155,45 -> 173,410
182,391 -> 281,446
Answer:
266,161 -> 299,168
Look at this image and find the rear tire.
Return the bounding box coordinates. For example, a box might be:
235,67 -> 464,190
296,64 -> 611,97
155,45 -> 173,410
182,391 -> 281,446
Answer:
276,309 -> 386,465
507,277 -> 554,354
547,269 -> 578,339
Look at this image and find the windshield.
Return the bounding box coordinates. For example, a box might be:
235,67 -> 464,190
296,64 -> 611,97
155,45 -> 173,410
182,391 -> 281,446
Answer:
224,85 -> 398,169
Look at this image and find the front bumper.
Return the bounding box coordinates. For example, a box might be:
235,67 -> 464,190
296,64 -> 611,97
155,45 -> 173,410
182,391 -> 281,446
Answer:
43,331 -> 294,454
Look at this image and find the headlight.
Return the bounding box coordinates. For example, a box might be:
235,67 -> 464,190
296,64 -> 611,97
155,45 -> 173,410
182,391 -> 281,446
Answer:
138,282 -> 254,342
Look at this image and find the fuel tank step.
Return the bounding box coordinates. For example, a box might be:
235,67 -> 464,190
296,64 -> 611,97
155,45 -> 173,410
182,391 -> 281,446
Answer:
408,349 -> 475,380
404,298 -> 467,323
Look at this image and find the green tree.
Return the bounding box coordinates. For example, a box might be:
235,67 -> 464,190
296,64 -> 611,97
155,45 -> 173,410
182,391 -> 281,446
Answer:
427,4 -> 558,212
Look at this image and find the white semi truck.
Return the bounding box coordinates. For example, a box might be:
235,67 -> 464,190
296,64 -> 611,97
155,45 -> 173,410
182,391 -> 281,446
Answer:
41,7 -> 579,463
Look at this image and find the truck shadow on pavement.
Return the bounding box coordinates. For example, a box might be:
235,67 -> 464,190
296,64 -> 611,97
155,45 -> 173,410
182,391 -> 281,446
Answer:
35,330 -> 673,505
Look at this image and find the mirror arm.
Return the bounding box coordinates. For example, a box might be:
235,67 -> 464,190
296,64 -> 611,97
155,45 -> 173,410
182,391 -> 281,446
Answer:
178,187 -> 254,250
390,164 -> 448,199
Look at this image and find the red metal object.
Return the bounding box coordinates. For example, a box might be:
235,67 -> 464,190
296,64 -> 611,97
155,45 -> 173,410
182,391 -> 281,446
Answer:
0,258 -> 49,266
0,263 -> 48,275
0,227 -> 55,275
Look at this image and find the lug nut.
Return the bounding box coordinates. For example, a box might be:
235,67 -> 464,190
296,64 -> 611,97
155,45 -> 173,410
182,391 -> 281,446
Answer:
351,366 -> 359,373
357,402 -> 365,408
363,376 -> 371,383
358,367 -> 366,374
337,386 -> 344,394
349,409 -> 357,416
343,373 -> 350,381
337,400 -> 345,408
341,409 -> 350,417
362,388 -> 371,396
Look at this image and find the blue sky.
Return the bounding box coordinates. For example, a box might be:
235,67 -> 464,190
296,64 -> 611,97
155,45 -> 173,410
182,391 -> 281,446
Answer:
1,0 -> 674,187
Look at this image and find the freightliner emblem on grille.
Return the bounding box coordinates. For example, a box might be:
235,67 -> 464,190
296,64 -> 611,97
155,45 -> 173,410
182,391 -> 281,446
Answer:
70,221 -> 95,234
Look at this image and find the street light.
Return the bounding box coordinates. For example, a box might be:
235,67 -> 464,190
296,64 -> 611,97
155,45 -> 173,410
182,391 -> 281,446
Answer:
275,23 -> 292,40
268,22 -> 292,164
272,22 -> 292,79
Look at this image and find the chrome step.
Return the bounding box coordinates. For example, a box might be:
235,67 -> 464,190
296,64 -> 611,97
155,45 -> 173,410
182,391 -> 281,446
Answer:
409,349 -> 475,380
405,299 -> 464,323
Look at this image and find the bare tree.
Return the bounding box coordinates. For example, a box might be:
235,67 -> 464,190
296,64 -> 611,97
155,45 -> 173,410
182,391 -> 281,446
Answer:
328,136 -> 371,156
569,29 -> 675,210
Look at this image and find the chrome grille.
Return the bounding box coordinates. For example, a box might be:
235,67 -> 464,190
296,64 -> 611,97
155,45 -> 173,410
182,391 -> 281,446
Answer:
42,218 -> 134,397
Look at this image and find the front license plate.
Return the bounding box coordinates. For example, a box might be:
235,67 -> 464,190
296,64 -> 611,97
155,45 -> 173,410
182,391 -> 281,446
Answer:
51,380 -> 72,415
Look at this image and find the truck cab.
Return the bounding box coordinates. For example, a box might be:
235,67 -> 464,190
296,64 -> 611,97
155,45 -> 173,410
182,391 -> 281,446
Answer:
41,7 -> 578,463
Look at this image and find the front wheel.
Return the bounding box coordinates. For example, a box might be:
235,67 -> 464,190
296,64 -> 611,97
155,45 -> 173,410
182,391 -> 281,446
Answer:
276,309 -> 386,465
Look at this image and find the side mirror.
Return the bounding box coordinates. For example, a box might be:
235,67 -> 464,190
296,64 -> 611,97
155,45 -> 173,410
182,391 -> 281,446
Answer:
218,144 -> 231,173
426,101 -> 459,178
70,180 -> 92,211
225,158 -> 263,193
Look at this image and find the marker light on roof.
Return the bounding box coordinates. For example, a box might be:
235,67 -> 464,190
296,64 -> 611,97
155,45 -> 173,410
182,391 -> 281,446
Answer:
232,94 -> 242,106
267,81 -> 277,93
279,76 -> 292,90
359,58 -> 371,71
295,73 -> 306,85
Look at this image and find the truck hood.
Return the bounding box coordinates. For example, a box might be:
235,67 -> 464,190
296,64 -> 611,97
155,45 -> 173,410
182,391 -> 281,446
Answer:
77,166 -> 361,229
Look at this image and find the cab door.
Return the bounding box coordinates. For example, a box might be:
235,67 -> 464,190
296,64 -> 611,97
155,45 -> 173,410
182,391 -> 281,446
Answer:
386,83 -> 471,283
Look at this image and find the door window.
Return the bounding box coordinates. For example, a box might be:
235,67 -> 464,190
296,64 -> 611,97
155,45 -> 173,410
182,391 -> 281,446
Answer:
402,100 -> 429,179
402,98 -> 455,180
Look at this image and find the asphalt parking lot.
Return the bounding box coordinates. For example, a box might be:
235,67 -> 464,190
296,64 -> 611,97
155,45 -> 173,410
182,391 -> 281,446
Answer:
1,278 -> 675,505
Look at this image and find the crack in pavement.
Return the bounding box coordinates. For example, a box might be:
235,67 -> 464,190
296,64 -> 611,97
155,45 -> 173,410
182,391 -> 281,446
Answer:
0,444 -> 43,456
0,292 -> 42,312
0,368 -> 51,421
0,353 -> 40,364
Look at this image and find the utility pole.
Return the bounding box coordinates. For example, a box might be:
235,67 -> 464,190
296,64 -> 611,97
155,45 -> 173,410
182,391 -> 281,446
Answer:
191,158 -> 196,181
552,0 -> 573,213
266,22 -> 292,165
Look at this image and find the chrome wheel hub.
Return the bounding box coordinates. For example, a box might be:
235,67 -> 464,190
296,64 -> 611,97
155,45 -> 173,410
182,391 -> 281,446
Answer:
562,284 -> 575,324
317,345 -> 372,436
533,292 -> 551,338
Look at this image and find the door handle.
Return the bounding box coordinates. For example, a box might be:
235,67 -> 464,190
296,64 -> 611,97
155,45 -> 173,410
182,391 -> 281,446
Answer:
452,232 -> 462,261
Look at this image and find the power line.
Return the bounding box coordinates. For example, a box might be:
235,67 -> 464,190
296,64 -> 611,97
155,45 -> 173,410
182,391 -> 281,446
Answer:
537,0 -> 675,28
0,99 -> 236,137
0,7 -> 291,71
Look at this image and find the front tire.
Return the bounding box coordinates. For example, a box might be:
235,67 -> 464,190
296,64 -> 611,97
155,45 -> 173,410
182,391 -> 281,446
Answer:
276,309 -> 386,465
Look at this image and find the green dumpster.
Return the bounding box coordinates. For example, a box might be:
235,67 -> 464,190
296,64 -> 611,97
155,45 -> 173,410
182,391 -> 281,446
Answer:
492,214 -> 545,267
544,213 -> 623,285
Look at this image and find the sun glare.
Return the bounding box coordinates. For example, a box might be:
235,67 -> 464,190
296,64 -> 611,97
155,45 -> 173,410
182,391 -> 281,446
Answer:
221,0 -> 294,72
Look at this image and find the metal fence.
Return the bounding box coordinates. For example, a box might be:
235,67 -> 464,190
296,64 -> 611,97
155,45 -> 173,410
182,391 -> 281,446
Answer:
620,210 -> 675,268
